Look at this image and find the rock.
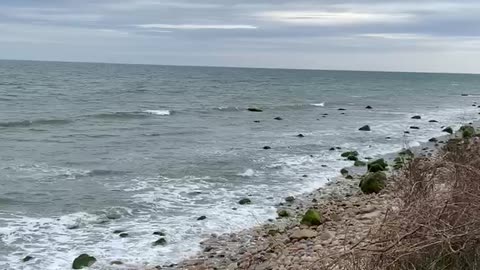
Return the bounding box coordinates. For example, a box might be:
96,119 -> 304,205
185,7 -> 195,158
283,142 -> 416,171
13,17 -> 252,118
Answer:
338,108 -> 346,111
302,174 -> 308,178
263,146 -> 271,150
345,175 -> 354,180
340,168 -> 349,176
410,126 -> 420,130
197,216 -> 207,221
23,256 -> 33,262
359,172 -> 387,194
113,230 -> 124,234
110,261 -> 123,265
358,125 -> 371,131
347,155 -> 358,161
442,127 -> 453,134
72,254 -> 97,269
365,106 -> 373,109
319,231 -> 333,241
429,137 -> 438,142
285,196 -> 295,202
354,160 -> 366,167
238,198 -> 252,205
153,238 -> 167,247
385,136 -> 391,139
404,131 -> 410,134
277,209 -> 290,218
341,151 -> 358,158
329,147 -> 335,151
119,233 -> 129,238
411,115 -> 422,119
461,93 -> 469,96
297,134 -> 305,138
300,209 -> 323,226
367,159 -> 388,172
460,125 -> 475,138
429,120 -> 438,123
274,117 -> 283,120
254,120 -> 260,123
247,108 -> 263,112
290,229 -> 318,240
153,231 -> 166,236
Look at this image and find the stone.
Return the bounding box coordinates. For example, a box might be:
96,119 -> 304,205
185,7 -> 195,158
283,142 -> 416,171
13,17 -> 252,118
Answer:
110,261 -> 123,265
460,125 -> 475,138
297,134 -> 305,138
410,126 -> 420,130
23,256 -> 33,262
411,115 -> 421,119
119,233 -> 129,238
197,216 -> 207,221
247,108 -> 263,112
254,120 -> 260,123
238,198 -> 252,205
263,146 -> 271,150
354,160 -> 366,167
341,151 -> 359,158
113,230 -> 124,234
345,175 -> 354,180
300,209 -> 323,226
285,196 -> 295,202
274,117 -> 283,120
153,231 -> 166,236
290,229 -> 318,240
359,172 -> 387,194
365,106 -> 373,109
329,147 -> 335,151
340,168 -> 349,176
429,120 -> 438,123
277,209 -> 290,218
358,125 -> 371,131
442,127 -> 453,134
367,159 -> 388,172
429,137 -> 438,142
153,238 -> 167,246
72,254 -> 97,269
338,108 -> 346,111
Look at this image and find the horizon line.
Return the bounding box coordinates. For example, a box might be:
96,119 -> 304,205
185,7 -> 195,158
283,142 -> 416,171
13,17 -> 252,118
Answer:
1,58 -> 479,76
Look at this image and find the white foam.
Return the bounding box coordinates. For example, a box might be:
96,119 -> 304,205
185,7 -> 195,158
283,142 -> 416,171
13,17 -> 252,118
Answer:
143,110 -> 171,116
238,168 -> 255,177
311,102 -> 325,107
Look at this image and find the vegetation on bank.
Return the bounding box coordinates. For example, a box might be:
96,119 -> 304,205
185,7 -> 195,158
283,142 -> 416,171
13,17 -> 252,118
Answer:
330,124 -> 480,270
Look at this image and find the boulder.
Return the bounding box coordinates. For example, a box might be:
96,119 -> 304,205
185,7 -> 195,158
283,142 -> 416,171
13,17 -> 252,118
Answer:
359,172 -> 387,194
460,125 -> 475,138
367,159 -> 388,172
345,175 -> 354,180
277,209 -> 290,218
429,137 -> 438,142
23,256 -> 33,262
247,108 -> 263,112
285,196 -> 295,203
329,147 -> 335,151
72,254 -> 97,269
297,134 -> 305,138
238,198 -> 252,205
347,155 -> 358,161
442,127 -> 453,134
263,146 -> 271,150
153,238 -> 167,247
341,151 -> 359,158
354,160 -> 366,167
365,106 -> 373,109
358,125 -> 371,131
119,233 -> 129,238
411,115 -> 422,119
290,229 -> 317,240
340,168 -> 349,176
300,209 -> 323,226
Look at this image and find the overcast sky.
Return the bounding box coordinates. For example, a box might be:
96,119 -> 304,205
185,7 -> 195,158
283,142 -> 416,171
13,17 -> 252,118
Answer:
1,0 -> 480,73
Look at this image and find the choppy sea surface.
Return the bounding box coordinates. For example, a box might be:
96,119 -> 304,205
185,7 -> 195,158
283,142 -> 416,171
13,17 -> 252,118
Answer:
1,60 -> 479,269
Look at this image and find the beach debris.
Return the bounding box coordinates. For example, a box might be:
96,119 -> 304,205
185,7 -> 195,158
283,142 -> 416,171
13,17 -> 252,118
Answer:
359,172 -> 386,194
359,125 -> 371,131
300,209 -> 324,226
72,254 -> 97,269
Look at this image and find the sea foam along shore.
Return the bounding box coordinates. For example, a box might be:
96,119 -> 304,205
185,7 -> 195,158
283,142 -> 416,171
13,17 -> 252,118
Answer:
170,123 -> 479,270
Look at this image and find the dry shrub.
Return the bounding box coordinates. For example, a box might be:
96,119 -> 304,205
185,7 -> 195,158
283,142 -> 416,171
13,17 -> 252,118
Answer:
334,138 -> 480,270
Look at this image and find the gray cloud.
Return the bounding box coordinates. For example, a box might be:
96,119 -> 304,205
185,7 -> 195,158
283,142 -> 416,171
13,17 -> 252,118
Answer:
1,0 -> 480,72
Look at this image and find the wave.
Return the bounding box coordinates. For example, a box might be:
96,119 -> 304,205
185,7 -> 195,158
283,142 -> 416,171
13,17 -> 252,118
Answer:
143,109 -> 171,116
311,102 -> 325,107
0,119 -> 72,128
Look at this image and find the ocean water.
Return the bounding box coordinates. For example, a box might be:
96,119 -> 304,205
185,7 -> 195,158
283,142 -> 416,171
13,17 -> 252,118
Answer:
0,60 -> 479,269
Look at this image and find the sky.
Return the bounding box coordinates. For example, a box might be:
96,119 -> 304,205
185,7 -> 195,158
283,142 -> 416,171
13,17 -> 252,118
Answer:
1,0 -> 480,73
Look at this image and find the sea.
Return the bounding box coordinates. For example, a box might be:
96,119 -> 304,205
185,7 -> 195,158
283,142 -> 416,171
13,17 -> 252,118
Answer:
0,60 -> 479,269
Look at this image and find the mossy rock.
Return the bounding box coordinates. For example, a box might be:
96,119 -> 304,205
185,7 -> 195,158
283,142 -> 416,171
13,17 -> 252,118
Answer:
359,172 -> 387,194
153,238 -> 167,247
442,127 -> 453,134
460,125 -> 475,138
300,209 -> 323,226
354,160 -> 366,167
238,198 -> 252,205
341,151 -> 359,158
72,254 -> 96,269
367,159 -> 388,172
340,168 -> 349,176
277,209 -> 290,218
347,155 -> 358,161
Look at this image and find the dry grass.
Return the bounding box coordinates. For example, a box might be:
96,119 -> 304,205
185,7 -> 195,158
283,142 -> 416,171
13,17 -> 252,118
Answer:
332,136 -> 480,270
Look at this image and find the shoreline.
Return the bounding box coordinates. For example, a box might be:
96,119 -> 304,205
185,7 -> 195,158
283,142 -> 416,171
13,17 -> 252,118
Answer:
166,122 -> 476,269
